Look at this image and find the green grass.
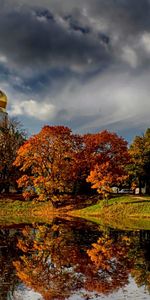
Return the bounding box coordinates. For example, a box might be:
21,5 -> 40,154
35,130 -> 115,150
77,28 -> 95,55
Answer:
71,195 -> 150,216
69,195 -> 150,230
0,197 -> 55,225
1,195 -> 150,229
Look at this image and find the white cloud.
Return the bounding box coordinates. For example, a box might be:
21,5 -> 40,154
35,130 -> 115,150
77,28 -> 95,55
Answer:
50,67 -> 150,132
0,54 -> 7,63
9,99 -> 56,121
6,65 -> 150,135
141,32 -> 150,53
121,46 -> 138,68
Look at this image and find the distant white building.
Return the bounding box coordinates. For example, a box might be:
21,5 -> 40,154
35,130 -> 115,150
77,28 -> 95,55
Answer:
112,186 -> 119,193
135,187 -> 146,194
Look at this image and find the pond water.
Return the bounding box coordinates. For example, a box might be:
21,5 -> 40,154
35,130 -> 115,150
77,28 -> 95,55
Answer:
0,217 -> 150,300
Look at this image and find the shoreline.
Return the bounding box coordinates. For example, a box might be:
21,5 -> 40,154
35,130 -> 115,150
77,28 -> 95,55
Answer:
0,194 -> 150,229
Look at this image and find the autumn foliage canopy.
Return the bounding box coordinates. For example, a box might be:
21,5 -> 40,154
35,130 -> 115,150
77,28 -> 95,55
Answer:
84,131 -> 130,197
14,125 -> 129,204
14,126 -> 83,203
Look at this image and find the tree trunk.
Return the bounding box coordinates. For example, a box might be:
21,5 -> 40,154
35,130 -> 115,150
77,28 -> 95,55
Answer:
139,176 -> 142,195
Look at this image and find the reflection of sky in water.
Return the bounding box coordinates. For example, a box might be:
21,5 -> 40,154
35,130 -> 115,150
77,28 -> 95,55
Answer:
8,283 -> 43,300
8,277 -> 150,300
69,277 -> 150,300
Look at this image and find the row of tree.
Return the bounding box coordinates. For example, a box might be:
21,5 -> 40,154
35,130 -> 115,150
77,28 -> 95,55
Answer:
14,125 -> 130,205
0,118 -> 150,206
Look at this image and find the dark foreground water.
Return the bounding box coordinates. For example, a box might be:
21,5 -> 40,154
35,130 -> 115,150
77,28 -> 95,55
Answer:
1,218 -> 150,300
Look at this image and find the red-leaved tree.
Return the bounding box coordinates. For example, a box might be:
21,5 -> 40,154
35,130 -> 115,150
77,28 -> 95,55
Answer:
84,130 -> 129,198
14,126 -> 82,205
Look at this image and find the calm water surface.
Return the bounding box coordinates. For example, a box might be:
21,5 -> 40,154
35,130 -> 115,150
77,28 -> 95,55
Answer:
0,218 -> 150,300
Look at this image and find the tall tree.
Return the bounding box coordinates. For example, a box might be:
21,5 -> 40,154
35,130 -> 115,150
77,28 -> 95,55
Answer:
129,128 -> 150,194
14,126 -> 82,205
84,130 -> 129,198
0,118 -> 26,192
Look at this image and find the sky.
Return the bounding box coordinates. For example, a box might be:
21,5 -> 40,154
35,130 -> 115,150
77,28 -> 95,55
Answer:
0,0 -> 150,141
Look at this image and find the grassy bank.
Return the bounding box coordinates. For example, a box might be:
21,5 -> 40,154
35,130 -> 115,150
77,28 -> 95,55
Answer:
69,195 -> 150,226
0,196 -> 55,225
70,195 -> 150,216
1,194 -> 150,228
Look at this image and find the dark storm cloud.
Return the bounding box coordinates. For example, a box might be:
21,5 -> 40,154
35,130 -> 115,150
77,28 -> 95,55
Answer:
64,15 -> 90,35
0,2 -> 111,77
16,0 -> 150,35
0,0 -> 150,139
87,0 -> 150,31
1,0 -> 150,77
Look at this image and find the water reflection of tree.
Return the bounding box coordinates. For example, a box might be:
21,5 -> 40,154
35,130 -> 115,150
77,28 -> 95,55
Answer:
131,231 -> 150,293
86,234 -> 134,294
0,228 -> 20,299
13,220 -> 97,299
12,220 -> 150,299
1,221 -> 150,300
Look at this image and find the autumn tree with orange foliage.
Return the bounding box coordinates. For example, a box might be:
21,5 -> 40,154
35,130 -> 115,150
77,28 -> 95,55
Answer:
14,126 -> 82,206
84,130 -> 129,198
14,126 -> 130,204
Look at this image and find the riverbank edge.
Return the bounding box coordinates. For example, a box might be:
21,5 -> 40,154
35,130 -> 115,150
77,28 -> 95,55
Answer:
67,195 -> 150,220
0,195 -> 150,223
